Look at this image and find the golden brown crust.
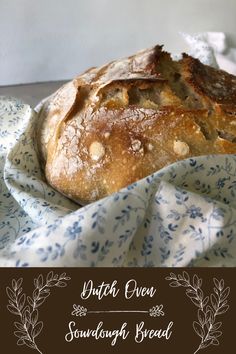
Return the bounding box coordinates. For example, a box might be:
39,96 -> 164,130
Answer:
181,54 -> 236,105
38,46 -> 236,204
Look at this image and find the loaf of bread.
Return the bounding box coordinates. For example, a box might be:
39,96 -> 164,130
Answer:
38,45 -> 236,204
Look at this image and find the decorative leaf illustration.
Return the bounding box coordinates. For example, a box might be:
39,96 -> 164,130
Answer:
211,294 -> 217,310
193,321 -> 204,338
193,274 -> 200,288
46,271 -> 54,283
18,293 -> 26,311
6,287 -> 16,301
220,287 -> 230,302
14,322 -> 25,331
200,339 -> 212,349
169,281 -> 181,287
31,310 -> 39,326
14,330 -> 27,338
217,305 -> 229,315
17,338 -> 26,346
212,338 -> 220,346
149,305 -> 165,317
202,296 -> 209,308
210,330 -> 222,338
32,322 -> 43,338
166,272 -> 230,354
27,296 -> 34,307
24,339 -> 37,349
211,322 -> 222,331
71,304 -> 87,317
197,309 -> 205,326
7,272 -> 71,354
38,275 -> 44,288
57,281 -> 67,287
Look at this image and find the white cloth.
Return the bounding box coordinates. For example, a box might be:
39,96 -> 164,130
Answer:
1,32 -> 236,267
181,31 -> 236,74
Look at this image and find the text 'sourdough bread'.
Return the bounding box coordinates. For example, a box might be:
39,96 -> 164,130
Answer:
38,45 -> 236,204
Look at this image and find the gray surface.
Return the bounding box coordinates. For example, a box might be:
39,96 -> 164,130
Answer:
0,81 -> 66,107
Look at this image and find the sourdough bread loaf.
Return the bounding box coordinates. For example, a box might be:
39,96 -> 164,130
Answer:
38,45 -> 236,204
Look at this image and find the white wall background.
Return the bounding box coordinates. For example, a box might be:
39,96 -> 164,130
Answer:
0,0 -> 236,85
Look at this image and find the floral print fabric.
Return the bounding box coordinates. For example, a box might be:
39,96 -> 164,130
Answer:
1,96 -> 236,267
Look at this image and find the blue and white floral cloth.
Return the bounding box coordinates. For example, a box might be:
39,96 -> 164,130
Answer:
1,32 -> 236,267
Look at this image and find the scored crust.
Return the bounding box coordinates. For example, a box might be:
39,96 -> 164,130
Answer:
38,45 -> 236,204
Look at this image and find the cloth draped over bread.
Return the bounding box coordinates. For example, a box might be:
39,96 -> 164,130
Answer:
0,32 -> 236,267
